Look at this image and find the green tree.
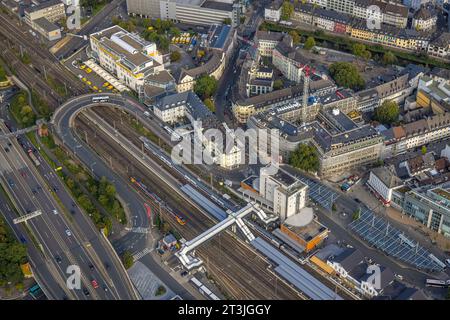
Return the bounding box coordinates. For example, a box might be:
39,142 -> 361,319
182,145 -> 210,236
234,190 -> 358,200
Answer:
281,1 -> 294,20
158,35 -> 170,51
351,43 -> 371,60
0,217 -> 27,286
121,251 -> 134,270
289,30 -> 300,45
169,27 -> 181,36
105,184 -> 116,199
421,145 -> 427,155
224,18 -> 232,25
273,79 -> 284,90
0,65 -> 7,81
382,51 -> 397,65
289,144 -> 319,173
304,36 -> 316,50
77,195 -> 94,212
98,194 -> 110,208
373,100 -> 399,125
329,62 -> 365,90
204,98 -> 215,113
161,222 -> 171,234
194,75 -> 218,99
332,203 -> 337,212
352,208 -> 361,221
170,51 -> 181,62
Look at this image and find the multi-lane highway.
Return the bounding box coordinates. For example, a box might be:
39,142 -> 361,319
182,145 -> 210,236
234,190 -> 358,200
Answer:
0,186 -> 64,300
0,121 -> 137,300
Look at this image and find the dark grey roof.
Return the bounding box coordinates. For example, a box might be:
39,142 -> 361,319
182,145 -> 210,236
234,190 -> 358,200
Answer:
24,0 -> 62,14
208,24 -> 232,50
256,30 -> 284,42
155,91 -> 213,120
33,17 -> 59,32
414,6 -> 436,20
250,78 -> 273,87
431,32 -> 450,47
331,248 -> 364,271
394,287 -> 427,300
359,265 -> 395,290
371,166 -> 402,189
201,0 -> 233,11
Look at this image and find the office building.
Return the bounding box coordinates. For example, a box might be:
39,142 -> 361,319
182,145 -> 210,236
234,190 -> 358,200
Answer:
90,25 -> 164,92
127,0 -> 233,26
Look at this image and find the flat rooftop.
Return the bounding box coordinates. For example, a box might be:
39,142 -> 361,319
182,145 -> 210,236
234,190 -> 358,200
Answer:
282,219 -> 328,242
208,24 -> 231,49
430,188 -> 450,201
201,0 -> 233,11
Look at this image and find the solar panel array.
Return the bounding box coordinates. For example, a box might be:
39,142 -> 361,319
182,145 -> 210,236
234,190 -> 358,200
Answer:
349,207 -> 445,272
296,175 -> 340,211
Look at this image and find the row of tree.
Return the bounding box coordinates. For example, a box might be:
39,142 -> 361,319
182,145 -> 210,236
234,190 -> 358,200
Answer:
0,216 -> 27,287
9,91 -> 36,128
0,64 -> 6,81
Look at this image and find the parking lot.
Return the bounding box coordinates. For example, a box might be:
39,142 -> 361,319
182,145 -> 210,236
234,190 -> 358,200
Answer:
64,48 -> 121,94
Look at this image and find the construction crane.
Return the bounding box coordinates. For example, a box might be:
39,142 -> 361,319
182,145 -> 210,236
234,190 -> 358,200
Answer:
301,66 -> 311,128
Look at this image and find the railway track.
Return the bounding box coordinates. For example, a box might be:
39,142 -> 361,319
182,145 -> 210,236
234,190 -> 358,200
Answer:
0,41 -> 60,108
73,110 -> 305,300
0,13 -> 88,97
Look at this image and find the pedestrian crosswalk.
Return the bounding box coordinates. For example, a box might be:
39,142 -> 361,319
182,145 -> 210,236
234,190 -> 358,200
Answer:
132,247 -> 153,261
130,227 -> 150,234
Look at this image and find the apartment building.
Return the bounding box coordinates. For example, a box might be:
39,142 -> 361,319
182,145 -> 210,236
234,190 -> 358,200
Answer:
90,25 -> 165,92
412,6 -> 438,31
153,90 -> 217,125
232,84 -> 305,123
264,0 -> 282,21
32,17 -> 62,41
382,112 -> 450,157
267,2 -> 437,53
200,122 -> 242,169
367,166 -> 403,205
246,67 -> 274,96
255,30 -> 285,57
427,33 -> 450,59
416,74 -> 450,113
175,50 -> 225,92
24,0 -> 66,26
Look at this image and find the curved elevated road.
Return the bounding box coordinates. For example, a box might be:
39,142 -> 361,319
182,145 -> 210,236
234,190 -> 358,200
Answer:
51,93 -> 195,299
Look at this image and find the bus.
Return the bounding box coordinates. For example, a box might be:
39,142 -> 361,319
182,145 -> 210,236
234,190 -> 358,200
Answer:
425,279 -> 447,288
92,96 -> 109,103
28,149 -> 40,166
